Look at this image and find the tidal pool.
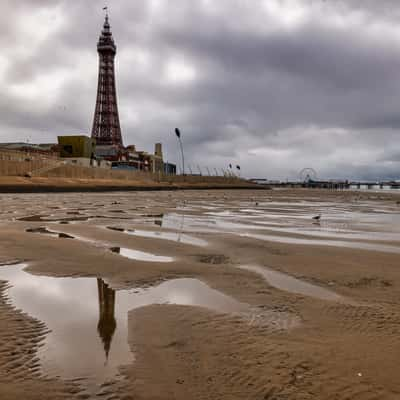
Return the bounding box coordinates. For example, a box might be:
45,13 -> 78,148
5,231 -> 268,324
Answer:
114,228 -> 207,247
239,232 -> 400,254
240,265 -> 345,302
111,247 -> 174,262
1,263 -> 295,392
247,225 -> 400,243
44,231 -> 174,263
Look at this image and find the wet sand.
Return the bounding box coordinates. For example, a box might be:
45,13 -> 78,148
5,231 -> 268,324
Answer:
0,189 -> 400,399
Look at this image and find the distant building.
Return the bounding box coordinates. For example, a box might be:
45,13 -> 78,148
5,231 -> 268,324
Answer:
164,162 -> 176,175
136,143 -> 164,173
57,135 -> 96,167
95,144 -> 125,162
151,143 -> 164,173
58,135 -> 95,158
0,142 -> 58,156
110,143 -> 168,173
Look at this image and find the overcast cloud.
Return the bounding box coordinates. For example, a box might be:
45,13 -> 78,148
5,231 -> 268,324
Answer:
2,0 -> 400,180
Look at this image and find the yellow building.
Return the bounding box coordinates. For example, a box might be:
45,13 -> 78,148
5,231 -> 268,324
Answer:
58,135 -> 96,159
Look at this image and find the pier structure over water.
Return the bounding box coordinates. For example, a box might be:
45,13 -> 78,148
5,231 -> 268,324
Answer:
249,179 -> 400,190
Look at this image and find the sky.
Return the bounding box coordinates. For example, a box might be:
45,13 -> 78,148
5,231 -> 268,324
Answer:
2,0 -> 400,180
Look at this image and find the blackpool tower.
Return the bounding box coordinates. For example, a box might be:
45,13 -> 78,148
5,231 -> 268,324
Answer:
91,14 -> 123,147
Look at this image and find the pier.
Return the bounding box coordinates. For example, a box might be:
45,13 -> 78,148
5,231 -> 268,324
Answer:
249,179 -> 400,190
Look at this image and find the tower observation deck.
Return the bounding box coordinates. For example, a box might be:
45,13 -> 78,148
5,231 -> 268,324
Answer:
91,14 -> 123,147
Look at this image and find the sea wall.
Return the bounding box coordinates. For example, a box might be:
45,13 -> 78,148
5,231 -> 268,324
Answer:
39,164 -> 240,184
0,150 -> 59,176
0,150 -> 241,185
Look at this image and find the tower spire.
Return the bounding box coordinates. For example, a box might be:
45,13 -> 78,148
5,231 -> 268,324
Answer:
103,9 -> 110,32
91,12 -> 123,147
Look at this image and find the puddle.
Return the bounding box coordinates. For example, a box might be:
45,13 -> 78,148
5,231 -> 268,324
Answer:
58,232 -> 75,239
206,211 -> 236,217
154,213 -> 251,234
18,215 -> 90,223
107,227 -> 207,247
26,227 -> 74,239
110,247 -> 174,262
142,213 -> 164,218
26,227 -> 57,236
45,231 -> 173,263
18,214 -> 50,222
0,259 -> 22,266
107,226 -> 125,232
241,265 -> 345,302
91,215 -> 132,221
0,264 -> 298,392
253,225 -> 400,243
239,232 -> 400,254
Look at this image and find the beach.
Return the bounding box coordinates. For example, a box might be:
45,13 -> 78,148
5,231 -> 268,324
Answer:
0,189 -> 399,399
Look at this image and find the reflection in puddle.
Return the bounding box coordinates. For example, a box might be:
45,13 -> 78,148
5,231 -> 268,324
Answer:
110,247 -> 174,262
97,279 -> 116,359
0,264 -> 298,392
241,265 -> 345,302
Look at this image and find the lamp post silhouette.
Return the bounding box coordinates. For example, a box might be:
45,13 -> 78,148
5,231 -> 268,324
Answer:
175,128 -> 185,176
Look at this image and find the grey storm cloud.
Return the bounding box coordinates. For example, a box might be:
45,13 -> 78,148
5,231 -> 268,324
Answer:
1,0 -> 400,180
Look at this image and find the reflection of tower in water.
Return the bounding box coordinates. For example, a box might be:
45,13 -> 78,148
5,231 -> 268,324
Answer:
97,279 -> 117,360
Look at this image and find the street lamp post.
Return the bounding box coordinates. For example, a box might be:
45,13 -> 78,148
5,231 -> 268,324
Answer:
175,128 -> 185,176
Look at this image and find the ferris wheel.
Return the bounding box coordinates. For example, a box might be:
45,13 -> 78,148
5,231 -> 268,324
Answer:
299,168 -> 317,183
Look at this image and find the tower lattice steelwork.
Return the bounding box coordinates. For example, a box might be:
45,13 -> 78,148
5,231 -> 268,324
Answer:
91,14 -> 123,147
